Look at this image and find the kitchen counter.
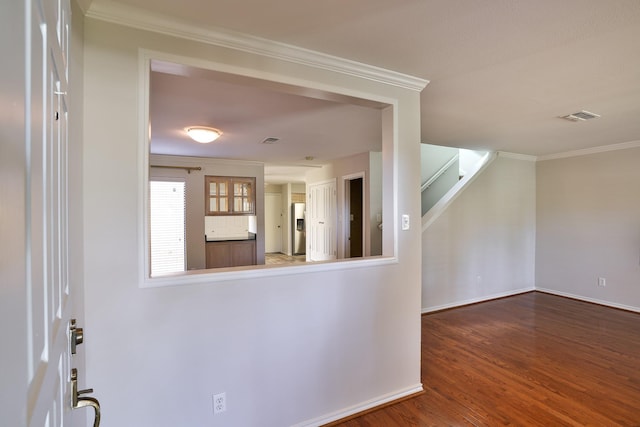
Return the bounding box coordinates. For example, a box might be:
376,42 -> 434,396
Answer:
205,233 -> 256,242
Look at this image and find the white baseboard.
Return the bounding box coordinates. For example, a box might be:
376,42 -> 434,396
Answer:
536,288 -> 640,313
421,286 -> 535,314
292,384 -> 424,427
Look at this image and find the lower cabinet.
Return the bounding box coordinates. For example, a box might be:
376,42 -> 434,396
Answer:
206,240 -> 256,269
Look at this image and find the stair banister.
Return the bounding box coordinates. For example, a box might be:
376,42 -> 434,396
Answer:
421,154 -> 459,193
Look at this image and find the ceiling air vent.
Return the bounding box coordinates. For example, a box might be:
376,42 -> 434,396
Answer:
261,137 -> 280,144
560,110 -> 601,122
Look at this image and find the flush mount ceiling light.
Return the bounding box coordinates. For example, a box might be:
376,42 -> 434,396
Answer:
560,110 -> 601,122
186,126 -> 222,143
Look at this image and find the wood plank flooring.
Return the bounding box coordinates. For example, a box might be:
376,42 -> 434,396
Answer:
332,292 -> 640,426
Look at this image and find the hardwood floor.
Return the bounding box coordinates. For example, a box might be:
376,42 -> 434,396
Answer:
332,292 -> 640,426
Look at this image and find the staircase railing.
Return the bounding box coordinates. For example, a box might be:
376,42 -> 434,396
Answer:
420,154 -> 459,193
422,151 -> 496,231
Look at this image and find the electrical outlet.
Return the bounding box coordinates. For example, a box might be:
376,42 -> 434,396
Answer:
598,277 -> 606,287
213,392 -> 226,414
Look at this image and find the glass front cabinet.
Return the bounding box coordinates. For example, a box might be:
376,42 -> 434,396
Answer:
205,176 -> 256,216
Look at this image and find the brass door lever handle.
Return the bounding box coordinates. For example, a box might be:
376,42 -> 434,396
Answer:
71,368 -> 101,427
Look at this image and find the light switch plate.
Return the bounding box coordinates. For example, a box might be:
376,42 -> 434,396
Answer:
402,214 -> 410,230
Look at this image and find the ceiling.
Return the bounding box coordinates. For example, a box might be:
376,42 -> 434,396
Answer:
85,0 -> 640,170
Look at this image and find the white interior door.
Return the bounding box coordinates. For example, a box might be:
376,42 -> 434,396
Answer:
27,0 -> 76,425
307,180 -> 337,261
0,0 -> 92,425
265,193 -> 283,253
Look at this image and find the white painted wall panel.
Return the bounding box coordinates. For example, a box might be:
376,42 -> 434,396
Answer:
420,143 -> 457,184
83,18 -> 422,427
536,147 -> 640,311
422,156 -> 537,312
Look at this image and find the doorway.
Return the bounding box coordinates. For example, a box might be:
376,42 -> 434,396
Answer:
265,193 -> 283,253
345,174 -> 365,258
307,179 -> 337,262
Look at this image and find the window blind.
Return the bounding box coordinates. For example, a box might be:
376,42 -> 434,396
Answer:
150,180 -> 186,276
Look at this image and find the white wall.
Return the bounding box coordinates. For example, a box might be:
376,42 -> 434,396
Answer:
422,155 -> 537,312
536,147 -> 640,311
459,148 -> 486,177
83,17 -> 422,427
1,2 -> 29,425
420,143 -> 458,184
369,152 -> 383,256
420,144 -> 460,215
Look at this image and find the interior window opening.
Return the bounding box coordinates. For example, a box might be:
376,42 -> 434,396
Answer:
143,56 -> 396,283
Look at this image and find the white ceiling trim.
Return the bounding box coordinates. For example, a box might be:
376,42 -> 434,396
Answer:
497,152 -> 537,162
86,1 -> 428,92
537,140 -> 640,161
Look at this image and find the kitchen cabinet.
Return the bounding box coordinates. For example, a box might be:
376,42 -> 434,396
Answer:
206,240 -> 256,269
205,176 -> 255,216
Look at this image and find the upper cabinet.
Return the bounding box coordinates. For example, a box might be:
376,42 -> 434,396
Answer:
205,176 -> 256,215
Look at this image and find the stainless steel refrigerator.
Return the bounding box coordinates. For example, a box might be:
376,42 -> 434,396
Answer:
292,203 -> 306,255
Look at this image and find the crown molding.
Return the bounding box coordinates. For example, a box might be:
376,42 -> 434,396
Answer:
497,151 -> 537,161
537,140 -> 640,161
495,140 -> 640,162
85,1 -> 429,92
